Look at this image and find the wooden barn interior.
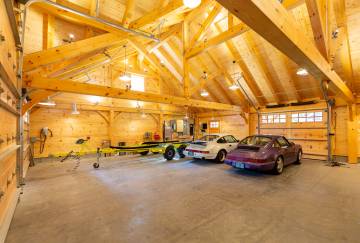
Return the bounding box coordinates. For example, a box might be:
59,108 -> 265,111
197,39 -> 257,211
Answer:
1,0 -> 360,242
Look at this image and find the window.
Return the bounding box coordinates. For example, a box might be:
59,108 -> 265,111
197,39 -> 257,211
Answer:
240,136 -> 272,147
217,137 -> 226,144
261,113 -> 286,124
291,111 -> 323,123
224,135 -> 237,143
277,137 -> 290,148
199,135 -> 219,141
209,121 -> 219,128
131,75 -> 145,92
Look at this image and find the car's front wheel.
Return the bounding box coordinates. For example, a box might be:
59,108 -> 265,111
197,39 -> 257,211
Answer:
272,156 -> 284,175
215,150 -> 227,163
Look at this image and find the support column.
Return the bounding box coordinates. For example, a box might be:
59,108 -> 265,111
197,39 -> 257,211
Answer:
183,21 -> 190,98
42,14 -> 54,50
109,110 -> 115,146
347,104 -> 358,163
159,112 -> 164,141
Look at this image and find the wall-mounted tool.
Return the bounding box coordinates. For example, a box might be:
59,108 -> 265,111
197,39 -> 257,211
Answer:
39,127 -> 53,154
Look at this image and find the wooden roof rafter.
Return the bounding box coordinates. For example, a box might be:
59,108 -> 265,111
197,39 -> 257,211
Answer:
215,0 -> 355,103
214,23 -> 263,106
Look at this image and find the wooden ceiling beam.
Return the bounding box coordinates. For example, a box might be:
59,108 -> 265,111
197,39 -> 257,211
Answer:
184,0 -> 213,22
215,23 -> 263,106
122,0 -> 136,26
22,90 -> 57,115
23,33 -> 125,72
188,4 -> 222,48
128,38 -> 183,93
185,0 -> 302,60
243,32 -> 281,104
129,0 -> 184,29
33,2 -> 129,36
148,23 -> 182,53
215,0 -> 355,103
332,0 -> 355,90
185,23 -> 249,59
305,0 -> 329,60
23,76 -> 243,112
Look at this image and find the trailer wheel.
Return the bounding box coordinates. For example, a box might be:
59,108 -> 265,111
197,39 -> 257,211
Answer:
164,145 -> 176,160
93,163 -> 100,169
177,145 -> 187,158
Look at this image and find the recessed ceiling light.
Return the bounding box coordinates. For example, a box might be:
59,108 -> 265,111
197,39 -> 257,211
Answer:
69,33 -> 75,39
183,0 -> 201,9
296,68 -> 308,76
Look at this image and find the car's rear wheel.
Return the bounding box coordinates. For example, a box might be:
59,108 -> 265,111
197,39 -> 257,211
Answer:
272,156 -> 284,175
295,150 -> 302,164
215,150 -> 227,163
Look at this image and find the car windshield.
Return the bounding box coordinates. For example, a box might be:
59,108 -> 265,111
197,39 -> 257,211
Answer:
199,135 -> 220,141
239,136 -> 272,147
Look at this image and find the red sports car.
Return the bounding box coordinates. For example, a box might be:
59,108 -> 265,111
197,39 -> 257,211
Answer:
225,135 -> 302,174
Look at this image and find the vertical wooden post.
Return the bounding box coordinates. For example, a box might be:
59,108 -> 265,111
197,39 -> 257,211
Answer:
109,110 -> 115,146
42,14 -> 54,50
183,21 -> 190,98
194,114 -> 200,140
347,104 -> 358,163
159,112 -> 164,141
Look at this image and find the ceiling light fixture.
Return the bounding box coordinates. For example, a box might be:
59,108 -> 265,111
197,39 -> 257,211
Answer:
296,68 -> 309,76
229,84 -> 240,90
120,44 -> 132,84
71,103 -> 80,115
200,90 -> 209,97
38,97 -> 56,106
183,0 -> 201,9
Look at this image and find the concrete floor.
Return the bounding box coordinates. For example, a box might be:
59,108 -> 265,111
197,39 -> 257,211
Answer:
5,155 -> 360,243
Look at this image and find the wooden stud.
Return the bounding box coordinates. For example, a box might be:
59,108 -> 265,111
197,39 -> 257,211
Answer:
347,104 -> 357,163
42,14 -> 55,50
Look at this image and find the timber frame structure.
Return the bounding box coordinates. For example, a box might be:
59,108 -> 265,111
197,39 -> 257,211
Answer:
13,0 -> 359,163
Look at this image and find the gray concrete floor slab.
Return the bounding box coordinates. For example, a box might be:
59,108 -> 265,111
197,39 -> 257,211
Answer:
5,155 -> 360,243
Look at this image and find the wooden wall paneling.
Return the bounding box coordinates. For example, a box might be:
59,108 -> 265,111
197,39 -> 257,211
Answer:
0,0 -> 19,237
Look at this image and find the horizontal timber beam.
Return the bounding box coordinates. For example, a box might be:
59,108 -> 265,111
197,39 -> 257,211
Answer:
24,76 -> 243,112
215,0 -> 354,103
185,0 -> 302,59
37,101 -> 186,116
23,33 -> 125,72
185,23 -> 249,59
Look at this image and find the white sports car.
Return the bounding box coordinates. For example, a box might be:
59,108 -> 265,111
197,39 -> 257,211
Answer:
185,134 -> 239,162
